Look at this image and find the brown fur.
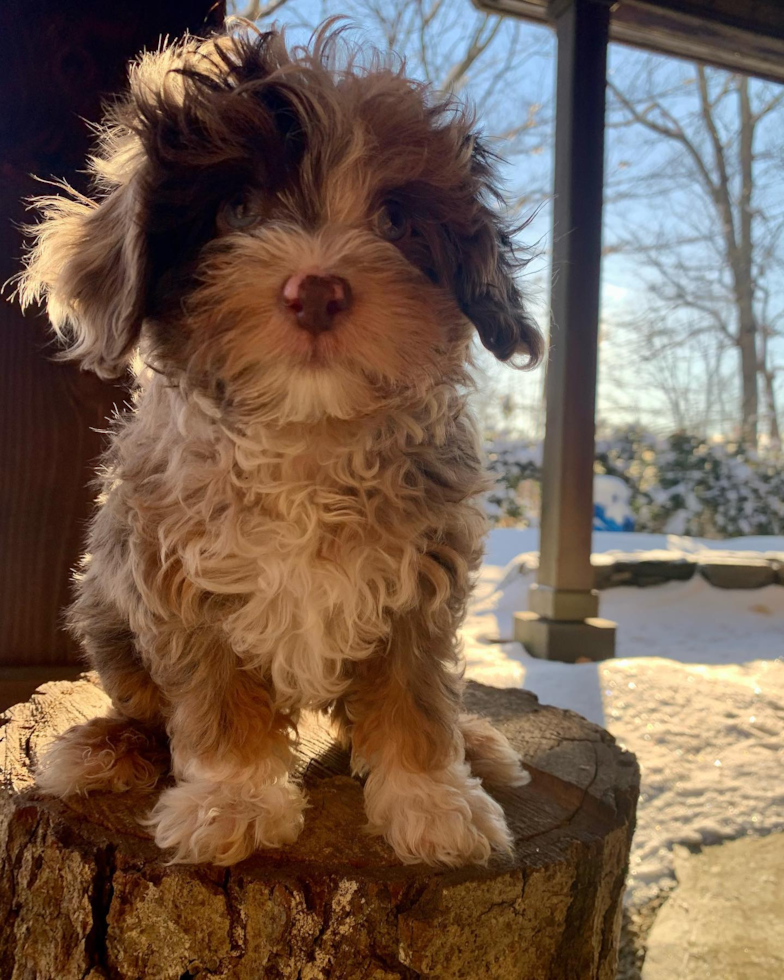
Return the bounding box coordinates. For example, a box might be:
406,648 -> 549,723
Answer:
159,630 -> 297,777
18,25 -> 541,867
37,713 -> 169,797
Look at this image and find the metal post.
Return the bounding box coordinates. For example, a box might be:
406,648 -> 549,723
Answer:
515,0 -> 617,661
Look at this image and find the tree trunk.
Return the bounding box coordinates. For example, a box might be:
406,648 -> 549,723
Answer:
735,76 -> 759,447
762,365 -> 781,449
738,323 -> 760,446
695,69 -> 759,447
0,676 -> 639,980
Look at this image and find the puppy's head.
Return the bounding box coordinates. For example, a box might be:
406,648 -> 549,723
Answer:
19,27 -> 543,423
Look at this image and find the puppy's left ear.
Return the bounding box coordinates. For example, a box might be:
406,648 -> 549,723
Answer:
457,139 -> 544,368
18,174 -> 147,380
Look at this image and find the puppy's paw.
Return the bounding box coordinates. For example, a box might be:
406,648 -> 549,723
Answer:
36,715 -> 168,798
364,761 -> 513,866
459,713 -> 531,789
145,777 -> 306,865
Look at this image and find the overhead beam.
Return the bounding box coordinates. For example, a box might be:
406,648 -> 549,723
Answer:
473,0 -> 784,85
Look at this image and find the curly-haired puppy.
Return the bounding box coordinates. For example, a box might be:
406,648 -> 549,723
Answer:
19,26 -> 543,867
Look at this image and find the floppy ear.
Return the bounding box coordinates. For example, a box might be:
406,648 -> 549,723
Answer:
457,138 -> 544,368
18,175 -> 146,380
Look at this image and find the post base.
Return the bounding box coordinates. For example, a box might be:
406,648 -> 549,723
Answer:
529,583 -> 600,620
514,611 -> 617,662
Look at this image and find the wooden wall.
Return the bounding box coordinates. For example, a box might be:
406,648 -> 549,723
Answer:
0,1 -> 225,677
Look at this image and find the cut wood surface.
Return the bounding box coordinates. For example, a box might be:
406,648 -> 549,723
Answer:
0,675 -> 639,980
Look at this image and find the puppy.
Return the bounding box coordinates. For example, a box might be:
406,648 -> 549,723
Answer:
19,26 -> 543,867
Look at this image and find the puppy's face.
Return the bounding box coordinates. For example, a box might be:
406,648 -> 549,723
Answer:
21,29 -> 543,424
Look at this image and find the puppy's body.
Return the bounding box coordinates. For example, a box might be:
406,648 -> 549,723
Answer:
20,27 -> 542,867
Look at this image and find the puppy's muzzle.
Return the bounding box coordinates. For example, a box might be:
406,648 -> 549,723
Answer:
282,273 -> 352,337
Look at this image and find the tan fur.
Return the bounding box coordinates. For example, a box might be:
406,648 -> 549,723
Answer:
36,714 -> 169,797
17,25 -> 543,867
459,714 -> 531,789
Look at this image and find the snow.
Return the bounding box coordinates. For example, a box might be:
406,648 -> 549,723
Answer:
463,529 -> 784,906
481,528 -> 784,569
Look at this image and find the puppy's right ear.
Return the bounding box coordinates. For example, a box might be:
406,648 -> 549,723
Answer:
18,176 -> 146,380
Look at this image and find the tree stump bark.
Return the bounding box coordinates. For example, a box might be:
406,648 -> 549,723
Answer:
0,675 -> 639,980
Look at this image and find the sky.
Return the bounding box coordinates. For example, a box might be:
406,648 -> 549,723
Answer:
229,0 -> 784,442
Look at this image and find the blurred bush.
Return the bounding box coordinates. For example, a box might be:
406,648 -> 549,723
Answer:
485,427 -> 784,538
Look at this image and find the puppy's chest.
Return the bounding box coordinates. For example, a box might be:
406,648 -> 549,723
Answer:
213,460 -> 419,662
246,483 -> 392,584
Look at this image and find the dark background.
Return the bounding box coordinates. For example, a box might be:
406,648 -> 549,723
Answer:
0,1 -> 226,708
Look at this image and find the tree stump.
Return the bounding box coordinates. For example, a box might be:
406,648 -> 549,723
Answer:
0,675 -> 639,980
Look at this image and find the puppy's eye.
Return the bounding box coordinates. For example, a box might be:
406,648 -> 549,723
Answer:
219,194 -> 262,231
375,201 -> 409,242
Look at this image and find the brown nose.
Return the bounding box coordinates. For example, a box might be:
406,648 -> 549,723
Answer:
282,274 -> 352,336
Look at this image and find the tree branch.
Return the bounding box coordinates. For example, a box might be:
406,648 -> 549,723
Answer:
235,0 -> 291,20
696,67 -> 738,258
608,79 -> 718,198
752,90 -> 784,125
440,15 -> 502,94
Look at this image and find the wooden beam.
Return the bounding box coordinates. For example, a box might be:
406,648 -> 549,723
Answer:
474,0 -> 784,85
515,0 -> 616,661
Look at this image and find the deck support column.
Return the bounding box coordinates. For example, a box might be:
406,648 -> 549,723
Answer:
515,0 -> 616,662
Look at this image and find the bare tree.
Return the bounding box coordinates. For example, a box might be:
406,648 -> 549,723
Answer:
606,59 -> 784,447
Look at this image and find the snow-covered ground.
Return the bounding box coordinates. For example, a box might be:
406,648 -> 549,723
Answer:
463,529 -> 784,906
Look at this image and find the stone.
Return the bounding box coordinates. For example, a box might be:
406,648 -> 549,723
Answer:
643,835 -> 784,980
698,558 -> 777,590
0,675 -> 639,980
592,557 -> 626,591
630,559 -> 696,587
592,558 -> 697,591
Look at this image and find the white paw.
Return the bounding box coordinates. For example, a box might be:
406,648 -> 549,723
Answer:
144,777 -> 306,865
364,761 -> 513,866
459,713 -> 531,789
467,745 -> 531,789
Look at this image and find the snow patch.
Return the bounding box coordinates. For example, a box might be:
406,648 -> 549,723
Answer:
463,529 -> 784,905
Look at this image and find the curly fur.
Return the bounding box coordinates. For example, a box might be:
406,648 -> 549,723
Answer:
36,713 -> 169,797
17,24 -> 542,867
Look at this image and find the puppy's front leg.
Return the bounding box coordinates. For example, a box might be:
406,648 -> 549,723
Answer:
344,635 -> 513,867
146,650 -> 304,865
